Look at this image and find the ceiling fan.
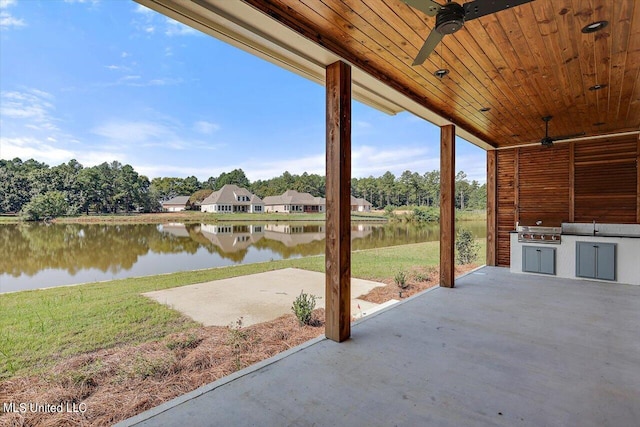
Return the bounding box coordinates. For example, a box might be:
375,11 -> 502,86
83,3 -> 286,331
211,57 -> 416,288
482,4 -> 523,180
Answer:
539,116 -> 585,147
402,0 -> 535,66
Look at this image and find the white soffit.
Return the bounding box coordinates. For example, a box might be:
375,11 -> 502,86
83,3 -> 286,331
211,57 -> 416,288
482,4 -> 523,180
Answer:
135,0 -> 493,150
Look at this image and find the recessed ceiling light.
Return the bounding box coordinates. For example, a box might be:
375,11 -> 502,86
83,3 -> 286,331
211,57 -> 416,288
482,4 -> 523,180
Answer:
479,107 -> 490,112
434,69 -> 449,79
582,20 -> 608,33
589,84 -> 607,91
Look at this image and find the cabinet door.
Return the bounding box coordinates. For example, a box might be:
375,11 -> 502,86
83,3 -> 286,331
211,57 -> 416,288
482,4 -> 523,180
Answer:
523,246 -> 540,273
595,243 -> 616,281
539,248 -> 556,275
522,246 -> 555,275
576,242 -> 596,278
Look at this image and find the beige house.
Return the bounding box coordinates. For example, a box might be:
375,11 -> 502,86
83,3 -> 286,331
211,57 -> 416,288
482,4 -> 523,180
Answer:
200,185 -> 264,213
162,196 -> 191,212
262,190 -> 326,213
350,196 -> 372,212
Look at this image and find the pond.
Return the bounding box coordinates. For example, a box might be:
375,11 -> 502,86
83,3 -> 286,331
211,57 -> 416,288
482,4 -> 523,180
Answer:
0,221 -> 486,293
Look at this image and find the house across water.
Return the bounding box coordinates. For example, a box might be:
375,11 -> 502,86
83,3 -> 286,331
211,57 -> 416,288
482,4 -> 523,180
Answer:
200,185 -> 264,213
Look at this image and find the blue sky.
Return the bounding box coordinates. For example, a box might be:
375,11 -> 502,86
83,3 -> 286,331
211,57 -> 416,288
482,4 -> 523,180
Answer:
0,0 -> 486,183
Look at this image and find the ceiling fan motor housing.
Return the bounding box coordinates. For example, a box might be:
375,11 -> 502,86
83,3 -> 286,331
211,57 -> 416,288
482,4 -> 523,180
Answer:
436,2 -> 466,35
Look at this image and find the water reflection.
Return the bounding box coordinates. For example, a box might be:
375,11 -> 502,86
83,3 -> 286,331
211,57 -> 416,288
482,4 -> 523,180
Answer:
0,221 -> 486,293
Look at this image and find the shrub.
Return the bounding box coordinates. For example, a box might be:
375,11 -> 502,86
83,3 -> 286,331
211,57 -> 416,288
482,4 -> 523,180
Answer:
413,271 -> 429,282
412,206 -> 439,223
292,291 -> 318,326
456,228 -> 479,265
20,191 -> 69,221
394,271 -> 408,289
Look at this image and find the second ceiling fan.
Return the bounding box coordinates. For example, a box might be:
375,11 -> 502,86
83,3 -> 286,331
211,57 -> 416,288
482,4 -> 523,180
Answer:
402,0 -> 535,66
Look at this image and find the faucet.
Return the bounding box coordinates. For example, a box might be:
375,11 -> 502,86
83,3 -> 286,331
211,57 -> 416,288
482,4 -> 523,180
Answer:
593,220 -> 598,236
536,220 -> 542,226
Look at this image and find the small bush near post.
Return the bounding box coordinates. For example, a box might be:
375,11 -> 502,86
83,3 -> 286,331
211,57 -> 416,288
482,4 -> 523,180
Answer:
456,228 -> 479,265
394,271 -> 409,289
292,291 -> 318,326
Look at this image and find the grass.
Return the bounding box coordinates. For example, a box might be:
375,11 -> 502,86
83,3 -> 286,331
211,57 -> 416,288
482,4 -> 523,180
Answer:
456,210 -> 487,221
0,239 -> 485,379
0,216 -> 20,224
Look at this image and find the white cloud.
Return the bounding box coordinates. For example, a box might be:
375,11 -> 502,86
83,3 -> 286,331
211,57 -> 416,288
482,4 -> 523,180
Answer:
121,51 -> 130,58
164,18 -> 197,37
241,154 -> 325,182
0,137 -> 74,164
193,120 -> 220,135
92,120 -> 173,144
351,145 -> 437,177
455,153 -> 487,184
134,4 -> 153,15
99,75 -> 181,88
132,4 -> 199,38
0,0 -> 24,30
134,164 -> 219,180
0,89 -> 58,131
91,118 -> 220,152
144,77 -> 181,86
0,11 -> 23,29
105,64 -> 131,72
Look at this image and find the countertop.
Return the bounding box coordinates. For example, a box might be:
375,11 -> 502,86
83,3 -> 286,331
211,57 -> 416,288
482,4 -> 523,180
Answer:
510,230 -> 640,239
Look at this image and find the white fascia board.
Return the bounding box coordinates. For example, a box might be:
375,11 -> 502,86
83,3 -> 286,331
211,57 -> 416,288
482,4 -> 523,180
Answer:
135,0 -> 493,150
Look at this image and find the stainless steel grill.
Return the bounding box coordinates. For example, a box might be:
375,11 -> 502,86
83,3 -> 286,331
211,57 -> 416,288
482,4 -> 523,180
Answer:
517,225 -> 562,244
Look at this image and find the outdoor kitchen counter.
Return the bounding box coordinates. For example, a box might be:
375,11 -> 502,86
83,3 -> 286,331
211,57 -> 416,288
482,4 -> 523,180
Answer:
510,230 -> 640,286
560,232 -> 640,238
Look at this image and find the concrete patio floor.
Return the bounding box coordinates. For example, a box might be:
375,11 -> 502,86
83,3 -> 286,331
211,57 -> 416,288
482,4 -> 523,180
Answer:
143,268 -> 387,327
119,266 -> 640,427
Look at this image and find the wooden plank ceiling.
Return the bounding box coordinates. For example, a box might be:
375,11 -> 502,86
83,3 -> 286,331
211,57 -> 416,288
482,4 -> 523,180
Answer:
240,0 -> 639,149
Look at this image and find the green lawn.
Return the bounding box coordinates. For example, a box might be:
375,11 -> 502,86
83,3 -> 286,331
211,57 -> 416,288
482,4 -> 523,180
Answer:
0,239 -> 484,378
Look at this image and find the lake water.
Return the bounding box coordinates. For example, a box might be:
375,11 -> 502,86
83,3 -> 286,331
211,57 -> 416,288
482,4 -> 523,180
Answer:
0,221 -> 486,293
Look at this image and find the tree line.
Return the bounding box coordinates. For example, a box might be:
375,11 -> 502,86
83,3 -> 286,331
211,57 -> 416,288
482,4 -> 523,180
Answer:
0,158 -> 486,219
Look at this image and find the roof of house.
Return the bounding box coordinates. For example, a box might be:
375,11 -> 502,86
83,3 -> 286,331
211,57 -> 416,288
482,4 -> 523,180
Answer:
350,196 -> 372,207
201,184 -> 263,206
263,190 -> 326,206
162,196 -> 191,206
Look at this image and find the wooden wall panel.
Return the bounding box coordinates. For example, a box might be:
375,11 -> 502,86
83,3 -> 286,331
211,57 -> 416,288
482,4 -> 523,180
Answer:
574,137 -> 638,223
496,150 -> 515,267
486,150 -> 497,266
495,135 -> 639,268
517,144 -> 571,225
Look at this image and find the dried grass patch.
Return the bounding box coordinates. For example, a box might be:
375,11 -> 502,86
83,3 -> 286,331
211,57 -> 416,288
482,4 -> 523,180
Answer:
359,264 -> 479,304
1,311 -> 324,427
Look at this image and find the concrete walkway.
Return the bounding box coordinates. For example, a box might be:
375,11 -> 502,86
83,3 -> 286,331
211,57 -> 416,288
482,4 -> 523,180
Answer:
123,267 -> 640,427
143,268 -> 389,326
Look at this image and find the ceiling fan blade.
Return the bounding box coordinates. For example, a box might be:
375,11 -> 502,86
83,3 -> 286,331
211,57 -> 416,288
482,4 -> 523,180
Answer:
412,29 -> 444,65
553,132 -> 586,141
402,0 -> 443,17
464,0 -> 534,21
